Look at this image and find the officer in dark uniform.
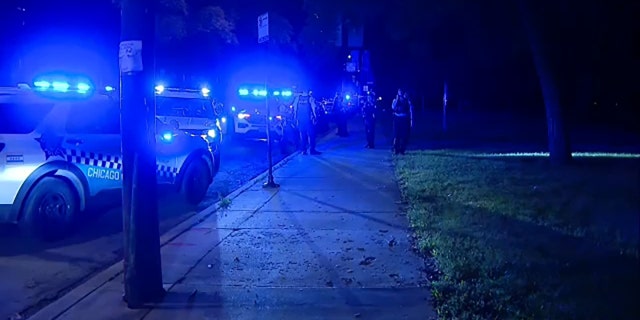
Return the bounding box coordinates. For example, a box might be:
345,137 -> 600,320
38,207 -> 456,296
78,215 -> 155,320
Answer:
293,90 -> 321,155
391,88 -> 414,155
277,97 -> 297,154
334,92 -> 349,137
362,93 -> 377,148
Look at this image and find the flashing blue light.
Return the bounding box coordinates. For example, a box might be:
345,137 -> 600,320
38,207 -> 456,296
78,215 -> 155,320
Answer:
52,81 -> 70,92
345,94 -> 351,100
201,87 -> 210,96
258,90 -> 267,96
105,86 -> 115,92
77,83 -> 91,93
252,89 -> 259,96
231,106 -> 236,112
161,132 -> 173,142
34,81 -> 51,89
155,85 -> 165,94
281,90 -> 292,97
238,89 -> 249,96
273,91 -> 281,96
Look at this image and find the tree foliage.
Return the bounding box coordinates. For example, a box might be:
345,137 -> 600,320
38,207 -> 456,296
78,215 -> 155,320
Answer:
113,0 -> 237,44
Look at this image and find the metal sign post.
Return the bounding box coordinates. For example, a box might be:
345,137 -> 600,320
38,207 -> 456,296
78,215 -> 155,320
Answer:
258,12 -> 279,189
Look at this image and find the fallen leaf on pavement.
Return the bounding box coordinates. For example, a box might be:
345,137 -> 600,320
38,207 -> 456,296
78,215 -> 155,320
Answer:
359,256 -> 376,266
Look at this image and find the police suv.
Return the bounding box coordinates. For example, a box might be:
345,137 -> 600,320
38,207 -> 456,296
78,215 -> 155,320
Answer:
154,84 -> 222,172
0,78 -> 218,241
225,86 -> 293,140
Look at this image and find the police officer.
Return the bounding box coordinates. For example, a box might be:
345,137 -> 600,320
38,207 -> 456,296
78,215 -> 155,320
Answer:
391,88 -> 414,155
277,97 -> 296,154
362,92 -> 377,148
334,92 -> 349,137
293,90 -> 321,155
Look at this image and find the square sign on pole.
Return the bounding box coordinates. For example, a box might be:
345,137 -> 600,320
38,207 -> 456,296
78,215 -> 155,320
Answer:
258,12 -> 269,43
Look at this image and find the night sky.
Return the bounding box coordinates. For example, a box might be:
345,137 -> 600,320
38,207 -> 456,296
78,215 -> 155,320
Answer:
0,0 -> 637,123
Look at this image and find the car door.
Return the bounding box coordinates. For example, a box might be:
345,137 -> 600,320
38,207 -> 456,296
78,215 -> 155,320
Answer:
62,99 -> 122,196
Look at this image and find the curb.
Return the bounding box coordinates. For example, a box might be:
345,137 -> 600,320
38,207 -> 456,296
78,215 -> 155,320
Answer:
28,150 -> 301,320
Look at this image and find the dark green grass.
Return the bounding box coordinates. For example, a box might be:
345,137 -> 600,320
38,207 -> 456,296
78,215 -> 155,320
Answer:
395,150 -> 639,319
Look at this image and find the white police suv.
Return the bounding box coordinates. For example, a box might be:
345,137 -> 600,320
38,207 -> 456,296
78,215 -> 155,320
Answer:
0,77 -> 218,241
154,84 -> 222,172
225,86 -> 292,140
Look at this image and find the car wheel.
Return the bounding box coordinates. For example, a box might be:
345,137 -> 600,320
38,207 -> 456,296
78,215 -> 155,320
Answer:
20,177 -> 80,241
180,159 -> 211,205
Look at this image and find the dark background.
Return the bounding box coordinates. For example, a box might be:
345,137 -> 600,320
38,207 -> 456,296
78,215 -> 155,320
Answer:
1,0 -> 638,132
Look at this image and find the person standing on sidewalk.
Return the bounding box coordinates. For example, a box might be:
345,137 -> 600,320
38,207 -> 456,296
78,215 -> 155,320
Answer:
362,93 -> 377,148
391,88 -> 414,155
334,92 -> 349,137
293,90 -> 321,155
278,96 -> 298,155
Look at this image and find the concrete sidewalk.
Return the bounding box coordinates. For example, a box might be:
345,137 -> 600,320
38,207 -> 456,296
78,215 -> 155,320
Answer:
31,123 -> 435,320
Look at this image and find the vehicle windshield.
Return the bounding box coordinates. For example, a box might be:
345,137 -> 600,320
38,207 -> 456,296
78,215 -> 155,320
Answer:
0,102 -> 55,134
156,96 -> 215,119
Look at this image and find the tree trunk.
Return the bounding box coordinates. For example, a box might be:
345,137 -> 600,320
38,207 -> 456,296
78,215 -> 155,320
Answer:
518,0 -> 572,164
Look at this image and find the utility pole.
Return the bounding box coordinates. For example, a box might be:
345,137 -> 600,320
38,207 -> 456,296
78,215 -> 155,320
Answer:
258,12 -> 279,189
119,0 -> 165,307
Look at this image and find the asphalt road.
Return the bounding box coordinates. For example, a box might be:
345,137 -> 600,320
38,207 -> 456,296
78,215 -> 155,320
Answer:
0,139 -> 291,320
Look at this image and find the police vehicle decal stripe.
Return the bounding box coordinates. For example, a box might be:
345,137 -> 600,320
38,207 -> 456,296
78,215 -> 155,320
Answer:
157,165 -> 179,178
64,149 -> 179,177
66,149 -> 123,170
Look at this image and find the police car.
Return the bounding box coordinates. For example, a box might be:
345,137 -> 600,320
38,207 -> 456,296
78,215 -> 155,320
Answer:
154,84 -> 222,172
225,86 -> 292,140
0,78 -> 218,240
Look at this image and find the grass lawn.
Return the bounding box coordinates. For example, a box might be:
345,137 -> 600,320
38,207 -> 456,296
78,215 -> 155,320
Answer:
394,150 -> 639,319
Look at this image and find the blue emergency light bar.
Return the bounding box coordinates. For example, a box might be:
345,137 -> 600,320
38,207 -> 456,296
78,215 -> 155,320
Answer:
155,84 -> 211,97
238,88 -> 292,97
30,73 -> 99,98
33,79 -> 92,94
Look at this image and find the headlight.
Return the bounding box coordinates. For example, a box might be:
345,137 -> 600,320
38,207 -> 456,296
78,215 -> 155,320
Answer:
237,113 -> 250,120
160,131 -> 174,142
207,129 -> 217,138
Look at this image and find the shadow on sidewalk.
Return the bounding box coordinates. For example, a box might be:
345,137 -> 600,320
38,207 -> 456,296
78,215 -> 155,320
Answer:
288,190 -> 406,231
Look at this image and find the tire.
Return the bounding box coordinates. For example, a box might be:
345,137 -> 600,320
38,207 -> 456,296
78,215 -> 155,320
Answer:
180,159 -> 211,205
20,177 -> 80,241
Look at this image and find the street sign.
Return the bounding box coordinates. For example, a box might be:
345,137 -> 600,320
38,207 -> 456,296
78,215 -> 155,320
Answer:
118,40 -> 143,73
258,12 -> 269,43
